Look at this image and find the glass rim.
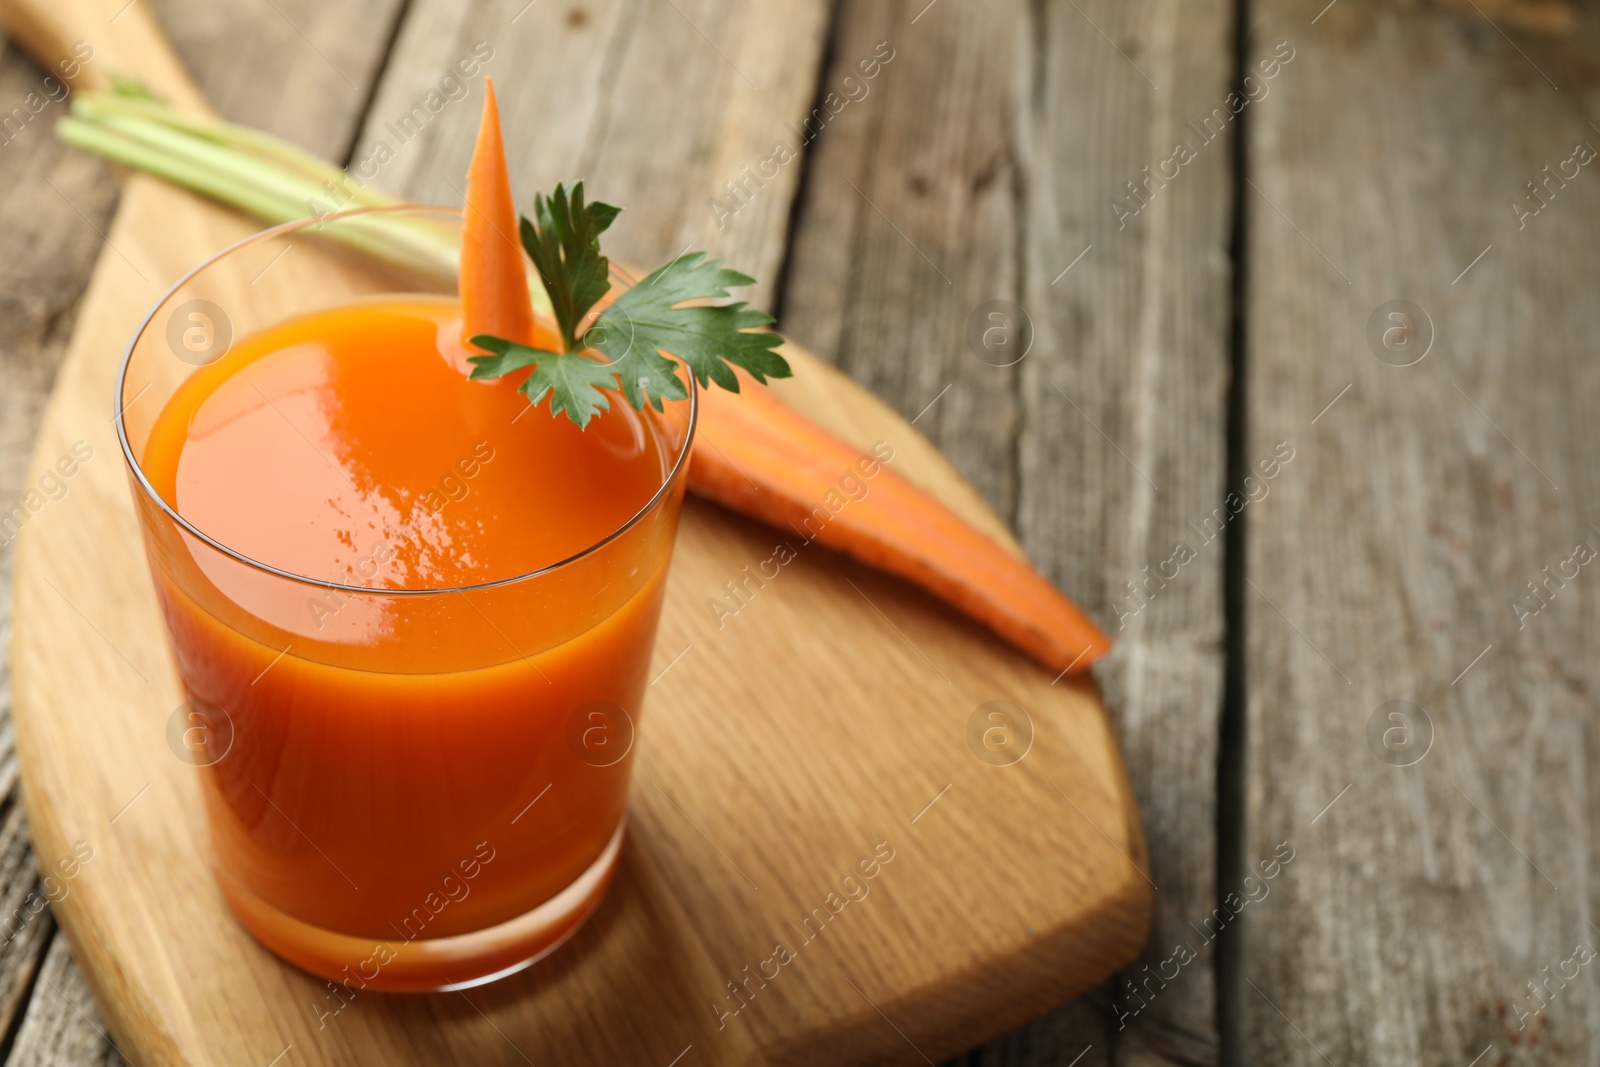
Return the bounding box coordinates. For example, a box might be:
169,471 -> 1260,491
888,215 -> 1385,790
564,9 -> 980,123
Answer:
114,203 -> 700,598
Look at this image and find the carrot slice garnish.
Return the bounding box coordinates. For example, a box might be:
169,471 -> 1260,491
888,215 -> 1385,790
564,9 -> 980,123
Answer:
460,77 -> 535,348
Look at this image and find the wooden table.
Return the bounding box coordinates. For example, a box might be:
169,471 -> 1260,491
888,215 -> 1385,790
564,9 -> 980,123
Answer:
0,0 -> 1591,1063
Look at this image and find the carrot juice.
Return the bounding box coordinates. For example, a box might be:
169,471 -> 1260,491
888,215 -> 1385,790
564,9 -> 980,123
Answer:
123,236 -> 695,992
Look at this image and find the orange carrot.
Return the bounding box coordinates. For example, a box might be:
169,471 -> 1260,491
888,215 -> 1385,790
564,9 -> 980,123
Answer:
689,376 -> 1112,675
460,78 -> 535,348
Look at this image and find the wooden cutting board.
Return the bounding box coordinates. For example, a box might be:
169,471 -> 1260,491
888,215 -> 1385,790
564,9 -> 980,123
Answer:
3,2 -> 1149,1064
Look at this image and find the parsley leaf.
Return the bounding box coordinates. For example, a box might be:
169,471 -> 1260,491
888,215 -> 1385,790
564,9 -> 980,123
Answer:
469,185 -> 791,428
465,334 -> 545,378
467,336 -> 615,428
594,332 -> 686,413
586,252 -> 789,411
521,352 -> 616,427
520,182 -> 619,353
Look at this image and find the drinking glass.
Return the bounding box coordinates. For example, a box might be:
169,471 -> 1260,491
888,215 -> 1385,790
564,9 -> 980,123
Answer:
116,207 -> 695,991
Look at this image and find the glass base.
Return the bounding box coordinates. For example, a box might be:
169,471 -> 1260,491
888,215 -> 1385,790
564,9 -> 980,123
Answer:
215,820 -> 626,992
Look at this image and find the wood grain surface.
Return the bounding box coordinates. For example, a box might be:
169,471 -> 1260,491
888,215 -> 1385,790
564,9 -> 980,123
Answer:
1239,2 -> 1600,1065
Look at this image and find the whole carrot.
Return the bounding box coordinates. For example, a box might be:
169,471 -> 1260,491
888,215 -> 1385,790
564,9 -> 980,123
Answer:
691,374 -> 1112,675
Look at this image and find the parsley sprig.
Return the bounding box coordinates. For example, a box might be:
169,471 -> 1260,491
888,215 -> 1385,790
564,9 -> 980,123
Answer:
468,182 -> 790,427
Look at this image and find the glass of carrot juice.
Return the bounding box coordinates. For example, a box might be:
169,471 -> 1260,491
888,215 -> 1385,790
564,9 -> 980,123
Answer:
115,206 -> 695,991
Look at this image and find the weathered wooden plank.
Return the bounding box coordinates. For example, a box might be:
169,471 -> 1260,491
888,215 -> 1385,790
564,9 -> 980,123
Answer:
0,0 -> 407,1059
781,0 -> 1024,522
349,0 -> 834,311
0,40 -> 118,581
1243,3 -> 1600,1064
0,800 -> 56,1055
1016,1 -> 1236,1061
4,935 -> 125,1067
781,1 -> 1236,1063
146,0 -> 404,162
949,995 -> 1111,1067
